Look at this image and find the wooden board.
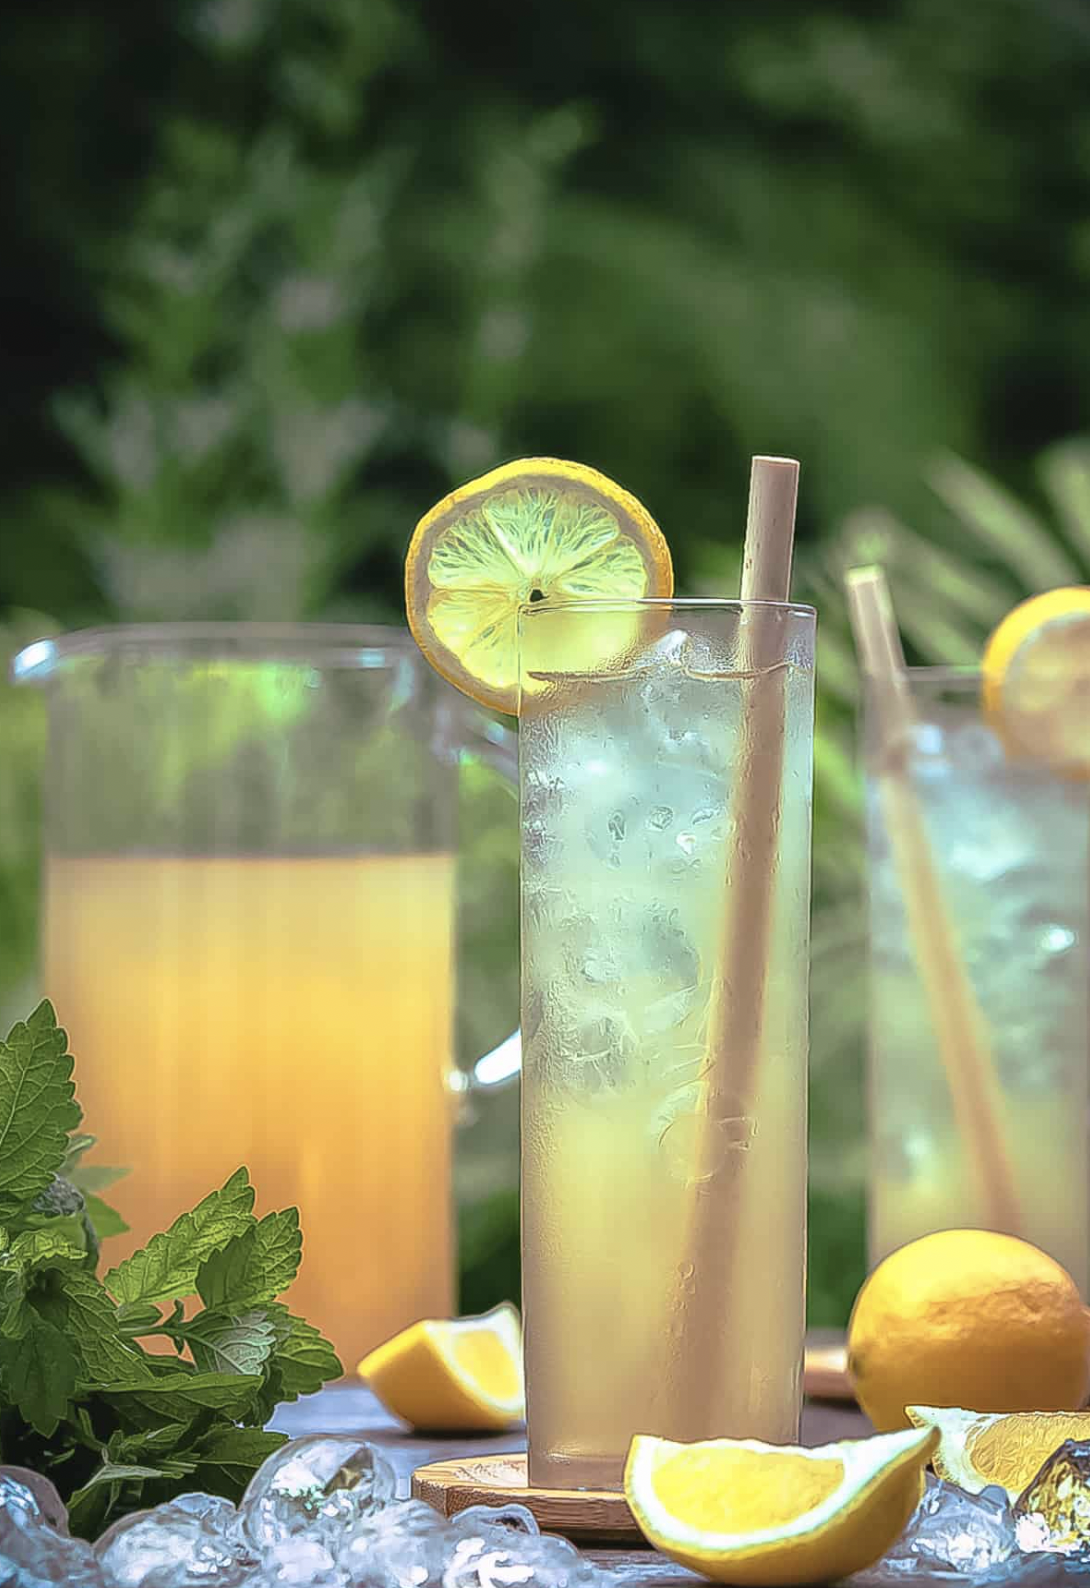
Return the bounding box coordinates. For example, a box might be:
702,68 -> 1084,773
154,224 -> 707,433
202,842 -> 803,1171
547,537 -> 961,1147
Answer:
803,1332 -> 852,1403
412,1452 -> 643,1543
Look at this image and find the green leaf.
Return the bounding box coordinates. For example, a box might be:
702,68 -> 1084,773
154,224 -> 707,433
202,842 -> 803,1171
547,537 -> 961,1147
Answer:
270,1307 -> 342,1399
1039,438 -> 1090,566
929,451 -> 1078,589
0,1001 -> 82,1220
116,1301 -> 163,1336
188,1426 -> 287,1500
66,1480 -> 119,1540
0,1311 -> 79,1435
61,1134 -> 97,1175
98,1370 -> 263,1430
183,1308 -> 279,1375
34,1266 -> 154,1384
195,1207 -> 301,1311
12,1228 -> 87,1270
108,1420 -> 193,1460
78,1460 -> 171,1490
71,1164 -> 130,1195
83,1192 -> 129,1239
105,1167 -> 255,1307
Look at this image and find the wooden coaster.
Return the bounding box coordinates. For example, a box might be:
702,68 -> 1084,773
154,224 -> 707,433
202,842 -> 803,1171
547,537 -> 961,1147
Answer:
804,1334 -> 852,1402
412,1453 -> 642,1543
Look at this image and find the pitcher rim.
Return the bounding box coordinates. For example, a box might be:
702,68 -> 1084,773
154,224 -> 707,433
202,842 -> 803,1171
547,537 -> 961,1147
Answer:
11,622 -> 419,683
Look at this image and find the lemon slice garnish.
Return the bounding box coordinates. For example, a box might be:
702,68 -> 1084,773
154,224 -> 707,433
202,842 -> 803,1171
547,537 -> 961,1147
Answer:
404,458 -> 673,714
358,1303 -> 524,1432
624,1427 -> 937,1586
981,586 -> 1090,776
907,1405 -> 1090,1499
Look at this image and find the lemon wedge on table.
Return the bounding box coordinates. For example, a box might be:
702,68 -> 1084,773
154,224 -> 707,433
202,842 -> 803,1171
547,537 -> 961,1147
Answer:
906,1406 -> 1090,1500
358,1303 -> 524,1432
981,585 -> 1090,775
404,458 -> 673,715
624,1427 -> 937,1587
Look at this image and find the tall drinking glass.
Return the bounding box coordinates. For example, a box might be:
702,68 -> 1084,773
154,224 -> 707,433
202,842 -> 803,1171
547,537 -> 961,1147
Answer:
865,668 -> 1090,1291
13,624 -> 516,1365
519,599 -> 815,1489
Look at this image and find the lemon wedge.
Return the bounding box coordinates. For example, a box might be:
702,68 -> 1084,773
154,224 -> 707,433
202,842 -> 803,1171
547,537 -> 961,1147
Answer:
404,458 -> 673,714
906,1405 -> 1090,1500
358,1303 -> 524,1432
624,1427 -> 938,1586
981,585 -> 1090,775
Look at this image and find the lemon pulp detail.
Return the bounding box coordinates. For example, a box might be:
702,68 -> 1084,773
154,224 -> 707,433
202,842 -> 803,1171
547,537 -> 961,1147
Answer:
450,1326 -> 523,1403
654,1447 -> 845,1533
405,458 -> 672,714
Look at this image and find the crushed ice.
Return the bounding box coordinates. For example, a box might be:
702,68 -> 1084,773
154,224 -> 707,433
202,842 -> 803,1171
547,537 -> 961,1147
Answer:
0,1442 -> 615,1587
8,1431 -> 1090,1586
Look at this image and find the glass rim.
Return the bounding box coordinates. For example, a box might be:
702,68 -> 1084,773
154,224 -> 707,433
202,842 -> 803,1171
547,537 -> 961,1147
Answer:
518,596 -> 816,618
11,622 -> 418,683
903,664 -> 981,682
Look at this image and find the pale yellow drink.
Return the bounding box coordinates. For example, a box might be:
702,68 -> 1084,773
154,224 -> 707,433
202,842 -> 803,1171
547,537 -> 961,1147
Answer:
520,603 -> 814,1490
44,852 -> 456,1363
866,674 -> 1090,1292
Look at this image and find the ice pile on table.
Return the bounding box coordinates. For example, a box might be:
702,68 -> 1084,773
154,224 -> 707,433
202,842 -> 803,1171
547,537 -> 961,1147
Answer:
0,1435 -> 609,1587
853,1439 -> 1090,1583
7,1429 -> 1090,1587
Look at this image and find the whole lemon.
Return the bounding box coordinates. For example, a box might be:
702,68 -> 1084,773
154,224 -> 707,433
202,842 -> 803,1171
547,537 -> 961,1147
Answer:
848,1230 -> 1090,1432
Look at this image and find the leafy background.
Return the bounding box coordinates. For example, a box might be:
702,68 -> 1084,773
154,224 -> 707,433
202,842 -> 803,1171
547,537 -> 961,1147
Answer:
3,0 -> 1090,1325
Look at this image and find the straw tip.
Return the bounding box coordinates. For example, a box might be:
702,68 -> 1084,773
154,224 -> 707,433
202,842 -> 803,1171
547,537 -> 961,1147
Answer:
845,564 -> 886,588
751,455 -> 800,473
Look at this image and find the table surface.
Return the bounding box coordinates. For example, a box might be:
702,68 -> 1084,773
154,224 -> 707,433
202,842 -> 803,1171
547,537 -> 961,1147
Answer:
269,1380 -> 941,1588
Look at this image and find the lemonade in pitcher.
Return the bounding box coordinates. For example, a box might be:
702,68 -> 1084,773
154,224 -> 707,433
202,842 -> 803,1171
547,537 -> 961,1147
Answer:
45,851 -> 456,1357
13,623 -> 499,1365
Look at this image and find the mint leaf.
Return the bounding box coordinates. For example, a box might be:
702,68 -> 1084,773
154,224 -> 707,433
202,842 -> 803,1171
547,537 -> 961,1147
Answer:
105,1167 -> 255,1306
66,1481 -> 119,1540
83,1192 -> 129,1239
116,1301 -> 163,1337
61,1133 -> 97,1174
0,1002 -> 81,1219
78,1460 -> 171,1489
12,1228 -> 87,1269
195,1207 -> 301,1311
65,1133 -> 129,1197
270,1307 -> 342,1400
188,1426 -> 287,1500
98,1371 -> 263,1430
182,1308 -> 278,1376
108,1421 -> 194,1461
0,1312 -> 79,1435
34,1266 -> 154,1384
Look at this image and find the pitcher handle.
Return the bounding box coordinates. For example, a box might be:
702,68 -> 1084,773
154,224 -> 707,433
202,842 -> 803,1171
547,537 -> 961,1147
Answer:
458,710 -> 521,1091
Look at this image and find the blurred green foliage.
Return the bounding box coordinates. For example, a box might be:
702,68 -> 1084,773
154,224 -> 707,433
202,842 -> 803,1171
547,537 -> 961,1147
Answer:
3,0 -> 1090,1324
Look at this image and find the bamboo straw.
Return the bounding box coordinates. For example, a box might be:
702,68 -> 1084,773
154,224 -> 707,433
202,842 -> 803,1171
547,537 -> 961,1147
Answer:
666,457 -> 801,1435
845,566 -> 1022,1234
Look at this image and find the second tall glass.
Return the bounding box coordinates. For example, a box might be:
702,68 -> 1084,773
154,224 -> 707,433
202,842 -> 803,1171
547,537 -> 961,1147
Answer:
518,598 -> 815,1489
865,668 -> 1090,1292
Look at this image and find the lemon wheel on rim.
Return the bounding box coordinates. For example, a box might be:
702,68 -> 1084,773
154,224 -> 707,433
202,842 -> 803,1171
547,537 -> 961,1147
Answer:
404,458 -> 673,715
981,585 -> 1090,776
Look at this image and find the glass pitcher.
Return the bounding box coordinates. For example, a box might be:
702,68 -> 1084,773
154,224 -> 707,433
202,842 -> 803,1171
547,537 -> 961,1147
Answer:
12,623 -> 517,1367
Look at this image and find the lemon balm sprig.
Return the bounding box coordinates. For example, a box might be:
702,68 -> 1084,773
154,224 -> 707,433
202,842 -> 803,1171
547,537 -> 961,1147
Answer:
0,1001 -> 341,1538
